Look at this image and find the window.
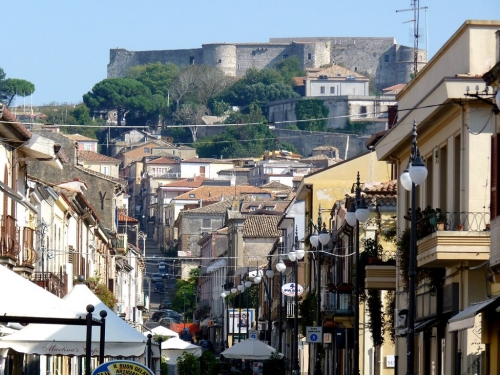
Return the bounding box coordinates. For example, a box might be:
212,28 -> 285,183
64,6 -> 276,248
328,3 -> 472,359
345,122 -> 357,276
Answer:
200,166 -> 206,177
320,86 -> 325,94
354,67 -> 357,72
218,59 -> 222,63
264,206 -> 275,211
307,53 -> 312,60
84,143 -> 92,151
102,166 -> 110,176
189,193 -> 195,198
202,219 -> 211,228
249,206 -> 258,211
283,54 -> 289,59
384,54 -> 389,63
144,147 -> 150,153
330,87 -> 335,94
360,106 -> 367,117
190,56 -> 195,65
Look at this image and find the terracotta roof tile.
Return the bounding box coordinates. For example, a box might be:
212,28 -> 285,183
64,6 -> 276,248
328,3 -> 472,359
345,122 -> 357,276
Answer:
306,65 -> 367,80
243,215 -> 282,237
182,157 -> 233,164
313,145 -> 339,151
292,176 -> 304,182
64,133 -> 98,142
261,181 -> 291,189
118,213 -> 139,223
174,185 -> 269,201
363,180 -> 397,194
240,201 -> 291,214
162,177 -> 208,188
78,151 -> 120,163
184,200 -> 232,214
147,156 -> 179,164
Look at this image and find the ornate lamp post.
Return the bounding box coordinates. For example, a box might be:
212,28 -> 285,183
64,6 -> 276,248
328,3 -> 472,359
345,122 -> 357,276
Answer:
400,121 -> 428,375
309,207 -> 331,375
345,172 -> 370,375
288,228 -> 305,375
275,249 -> 287,353
221,291 -> 229,349
266,260 -> 274,346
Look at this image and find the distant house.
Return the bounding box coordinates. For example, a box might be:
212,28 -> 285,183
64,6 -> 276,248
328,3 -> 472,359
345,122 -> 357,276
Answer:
180,158 -> 234,179
117,140 -> 196,167
64,133 -> 99,152
78,150 -> 120,178
304,65 -> 370,97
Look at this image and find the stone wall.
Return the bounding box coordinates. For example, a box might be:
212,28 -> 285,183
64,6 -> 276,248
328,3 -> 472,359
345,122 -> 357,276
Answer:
108,37 -> 426,89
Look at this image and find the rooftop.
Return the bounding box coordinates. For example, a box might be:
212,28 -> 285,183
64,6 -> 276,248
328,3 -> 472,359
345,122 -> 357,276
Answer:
78,150 -> 120,163
64,133 -> 98,142
243,215 -> 282,237
174,185 -> 269,200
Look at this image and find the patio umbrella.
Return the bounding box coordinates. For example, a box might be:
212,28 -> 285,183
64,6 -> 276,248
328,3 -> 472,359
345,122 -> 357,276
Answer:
221,339 -> 283,360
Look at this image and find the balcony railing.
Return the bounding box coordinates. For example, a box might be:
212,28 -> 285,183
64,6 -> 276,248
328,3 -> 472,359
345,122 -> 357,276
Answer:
21,227 -> 37,267
286,301 -> 301,318
322,291 -> 354,315
148,172 -> 181,179
32,271 -> 67,297
1,215 -> 20,258
429,211 -> 490,233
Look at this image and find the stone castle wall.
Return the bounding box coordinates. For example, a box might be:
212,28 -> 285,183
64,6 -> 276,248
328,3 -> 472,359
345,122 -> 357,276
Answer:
108,37 -> 427,89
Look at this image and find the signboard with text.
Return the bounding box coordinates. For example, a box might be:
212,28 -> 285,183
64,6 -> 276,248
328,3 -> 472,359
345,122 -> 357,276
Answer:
306,326 -> 323,343
92,360 -> 154,375
281,283 -> 304,297
229,308 -> 255,334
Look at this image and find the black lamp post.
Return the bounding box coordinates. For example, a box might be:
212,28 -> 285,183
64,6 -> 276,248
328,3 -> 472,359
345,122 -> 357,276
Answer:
309,206 -> 331,375
288,227 -> 305,375
275,248 -> 287,354
221,291 -> 229,349
400,121 -> 428,375
345,172 -> 370,375
266,259 -> 274,346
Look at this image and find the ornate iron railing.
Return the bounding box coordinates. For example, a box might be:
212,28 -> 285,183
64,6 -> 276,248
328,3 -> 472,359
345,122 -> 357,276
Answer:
32,271 -> 67,297
441,211 -> 490,232
322,291 -> 354,315
21,227 -> 37,267
1,215 -> 20,258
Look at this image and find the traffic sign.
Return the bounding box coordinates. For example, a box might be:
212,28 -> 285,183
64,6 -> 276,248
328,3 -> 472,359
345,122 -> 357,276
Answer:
248,330 -> 258,340
306,326 -> 323,343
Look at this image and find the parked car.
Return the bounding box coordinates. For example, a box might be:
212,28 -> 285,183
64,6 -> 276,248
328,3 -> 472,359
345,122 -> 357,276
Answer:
155,282 -> 165,293
159,299 -> 171,309
159,309 -> 183,323
151,311 -> 170,322
151,273 -> 163,283
199,339 -> 214,352
158,317 -> 175,328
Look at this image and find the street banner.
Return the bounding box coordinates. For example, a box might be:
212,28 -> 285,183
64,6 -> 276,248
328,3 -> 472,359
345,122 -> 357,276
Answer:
229,308 -> 255,334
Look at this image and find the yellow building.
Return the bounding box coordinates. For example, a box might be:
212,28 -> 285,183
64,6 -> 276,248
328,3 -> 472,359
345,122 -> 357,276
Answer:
376,20 -> 500,375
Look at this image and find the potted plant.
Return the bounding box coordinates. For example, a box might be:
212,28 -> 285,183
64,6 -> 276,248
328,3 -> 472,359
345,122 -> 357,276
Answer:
363,238 -> 383,264
436,209 -> 445,231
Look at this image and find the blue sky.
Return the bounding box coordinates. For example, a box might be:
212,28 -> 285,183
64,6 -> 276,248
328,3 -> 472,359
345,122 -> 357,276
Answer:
1,0 -> 499,106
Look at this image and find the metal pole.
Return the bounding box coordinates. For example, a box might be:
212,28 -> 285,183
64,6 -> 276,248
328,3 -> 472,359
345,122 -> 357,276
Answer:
353,179 -> 361,375
246,284 -> 250,339
232,304 -> 236,347
99,310 -> 107,364
85,305 -> 94,375
407,182 -> 417,375
278,270 -> 282,352
147,334 -> 152,369
315,242 -> 322,375
293,260 -> 300,375
238,294 -> 242,343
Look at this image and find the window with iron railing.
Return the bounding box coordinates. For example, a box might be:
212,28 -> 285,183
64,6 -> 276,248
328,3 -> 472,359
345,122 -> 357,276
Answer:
2,215 -> 20,257
22,227 -> 36,266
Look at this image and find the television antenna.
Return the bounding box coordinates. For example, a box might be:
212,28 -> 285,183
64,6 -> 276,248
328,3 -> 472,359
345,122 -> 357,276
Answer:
397,1 -> 428,76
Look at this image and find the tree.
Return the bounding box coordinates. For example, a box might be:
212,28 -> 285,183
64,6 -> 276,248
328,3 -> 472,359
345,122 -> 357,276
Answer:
294,99 -> 329,131
126,62 -> 179,97
83,78 -> 155,127
274,56 -> 306,85
172,268 -> 199,322
1,79 -> 35,107
176,352 -> 200,375
173,103 -> 209,142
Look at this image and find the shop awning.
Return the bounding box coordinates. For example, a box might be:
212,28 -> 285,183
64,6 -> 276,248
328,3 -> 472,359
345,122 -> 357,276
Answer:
448,297 -> 500,332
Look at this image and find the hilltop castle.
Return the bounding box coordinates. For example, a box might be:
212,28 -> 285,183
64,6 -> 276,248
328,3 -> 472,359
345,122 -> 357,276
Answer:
108,37 -> 426,90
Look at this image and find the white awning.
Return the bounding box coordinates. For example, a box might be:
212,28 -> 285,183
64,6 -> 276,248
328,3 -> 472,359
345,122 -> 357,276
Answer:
207,258 -> 227,273
448,297 -> 500,332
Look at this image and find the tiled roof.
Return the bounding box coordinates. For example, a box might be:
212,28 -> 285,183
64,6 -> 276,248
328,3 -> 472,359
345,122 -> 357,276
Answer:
261,181 -> 291,189
382,83 -> 407,93
162,177 -> 208,188
65,133 -> 98,142
293,77 -> 305,86
292,176 -> 304,182
243,215 -> 282,237
147,156 -> 179,164
306,65 -> 367,80
313,145 -> 339,151
300,154 -> 330,161
363,180 -> 397,194
182,157 -> 233,164
184,200 -> 232,214
118,213 -> 139,223
174,185 -> 269,200
78,151 -> 119,163
240,201 -> 291,214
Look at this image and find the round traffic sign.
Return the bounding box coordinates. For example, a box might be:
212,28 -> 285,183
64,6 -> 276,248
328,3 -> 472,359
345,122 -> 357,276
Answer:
310,334 -> 318,342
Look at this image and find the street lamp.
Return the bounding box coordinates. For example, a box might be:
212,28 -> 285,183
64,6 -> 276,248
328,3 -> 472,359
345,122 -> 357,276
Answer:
138,231 -> 147,257
221,291 -> 229,349
400,121 -> 427,375
266,260 -> 274,346
345,172 -> 370,375
182,291 -> 186,329
288,227 -> 305,375
309,206 -> 330,375
275,249 -> 286,353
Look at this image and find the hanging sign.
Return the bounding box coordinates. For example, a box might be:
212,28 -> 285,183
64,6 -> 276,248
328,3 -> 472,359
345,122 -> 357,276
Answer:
92,360 -> 154,375
281,283 -> 304,297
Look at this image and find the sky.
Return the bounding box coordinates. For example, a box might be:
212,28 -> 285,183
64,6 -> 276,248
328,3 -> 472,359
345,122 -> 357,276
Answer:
1,0 -> 499,106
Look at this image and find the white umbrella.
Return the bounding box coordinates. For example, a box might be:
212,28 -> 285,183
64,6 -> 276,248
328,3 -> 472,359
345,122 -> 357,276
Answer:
0,283 -> 147,357
161,337 -> 202,363
0,266 -> 87,320
221,339 -> 283,360
144,326 -> 178,338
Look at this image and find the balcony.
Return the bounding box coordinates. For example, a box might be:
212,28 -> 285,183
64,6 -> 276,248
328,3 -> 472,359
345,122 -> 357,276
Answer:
0,215 -> 20,266
417,212 -> 490,268
32,271 -> 67,297
286,301 -> 300,318
116,233 -> 127,254
365,265 -> 397,290
322,291 -> 354,327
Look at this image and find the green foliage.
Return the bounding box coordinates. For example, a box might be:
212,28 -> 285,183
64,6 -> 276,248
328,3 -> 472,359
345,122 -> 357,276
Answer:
172,268 -> 200,321
273,56 -> 306,85
384,291 -> 396,344
294,99 -> 328,131
366,289 -> 384,347
210,67 -> 299,112
263,351 -> 286,375
176,352 -> 200,375
199,351 -> 220,375
160,356 -> 169,375
275,142 -> 298,155
126,62 -> 179,97
89,283 -> 116,309
1,79 -> 35,107
344,119 -> 368,135
83,78 -> 157,126
299,292 -> 317,336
